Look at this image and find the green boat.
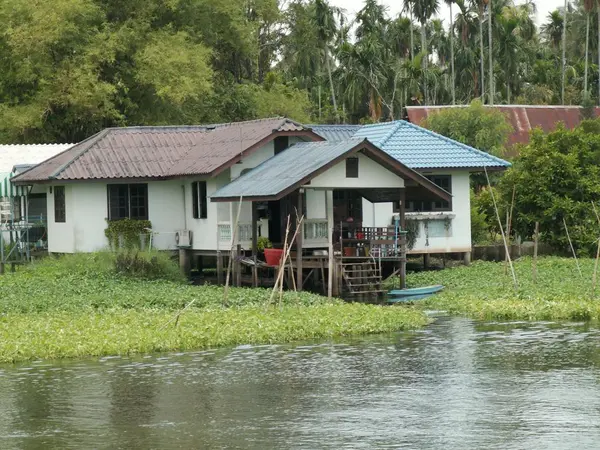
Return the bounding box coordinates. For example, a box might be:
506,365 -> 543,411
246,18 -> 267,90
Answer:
387,285 -> 444,303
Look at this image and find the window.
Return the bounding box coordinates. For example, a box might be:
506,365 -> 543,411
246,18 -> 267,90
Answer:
274,136 -> 289,155
427,175 -> 451,210
54,186 -> 66,222
192,181 -> 207,219
346,157 -> 359,178
107,184 -> 148,220
404,175 -> 452,213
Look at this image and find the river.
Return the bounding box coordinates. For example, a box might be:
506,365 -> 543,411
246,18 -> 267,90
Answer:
1,316 -> 600,449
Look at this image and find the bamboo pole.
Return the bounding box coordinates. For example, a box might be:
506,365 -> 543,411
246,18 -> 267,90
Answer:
278,216 -> 292,306
562,217 -> 583,279
591,202 -> 600,296
269,215 -> 306,305
224,196 -> 244,305
484,166 -> 518,290
532,221 -> 539,284
504,186 -> 516,275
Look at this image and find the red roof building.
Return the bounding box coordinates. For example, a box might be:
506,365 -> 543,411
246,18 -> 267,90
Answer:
406,105 -> 600,147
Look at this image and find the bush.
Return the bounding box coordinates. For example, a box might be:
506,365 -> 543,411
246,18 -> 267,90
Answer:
114,250 -> 183,282
500,120 -> 600,255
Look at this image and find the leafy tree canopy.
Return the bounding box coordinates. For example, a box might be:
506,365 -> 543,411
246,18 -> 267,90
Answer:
423,100 -> 513,156
501,120 -> 600,255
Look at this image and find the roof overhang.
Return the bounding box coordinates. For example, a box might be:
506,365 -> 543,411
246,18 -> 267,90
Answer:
211,139 -> 452,203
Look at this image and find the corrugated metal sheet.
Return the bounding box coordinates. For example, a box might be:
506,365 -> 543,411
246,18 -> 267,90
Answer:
352,121 -> 510,169
13,118 -> 311,183
309,124 -> 362,141
406,105 -> 600,146
211,139 -> 366,199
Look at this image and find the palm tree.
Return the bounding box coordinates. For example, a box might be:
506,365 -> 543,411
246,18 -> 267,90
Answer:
471,0 -> 486,103
445,0 -> 456,104
486,0 -> 493,105
542,10 -> 564,49
403,0 -> 416,60
584,0 -> 594,98
562,0 -> 568,104
314,0 -> 340,122
412,0 -> 440,105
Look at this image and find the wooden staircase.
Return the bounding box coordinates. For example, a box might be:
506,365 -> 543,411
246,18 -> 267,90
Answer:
341,261 -> 385,295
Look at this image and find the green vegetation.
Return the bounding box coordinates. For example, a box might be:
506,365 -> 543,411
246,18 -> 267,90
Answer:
0,253 -> 428,363
498,121 -> 600,255
395,257 -> 600,322
1,0 -> 598,142
105,219 -> 152,249
424,101 -> 513,157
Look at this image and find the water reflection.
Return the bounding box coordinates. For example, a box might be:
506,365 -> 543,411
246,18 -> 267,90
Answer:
1,317 -> 600,449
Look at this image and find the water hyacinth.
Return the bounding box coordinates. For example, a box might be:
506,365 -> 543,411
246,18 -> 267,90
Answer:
0,253 -> 428,363
397,257 -> 600,322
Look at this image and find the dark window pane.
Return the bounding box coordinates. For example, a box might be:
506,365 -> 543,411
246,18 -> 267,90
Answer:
192,182 -> 199,219
54,186 -> 66,222
108,184 -> 129,220
199,181 -> 207,219
129,184 -> 148,220
346,157 -> 359,178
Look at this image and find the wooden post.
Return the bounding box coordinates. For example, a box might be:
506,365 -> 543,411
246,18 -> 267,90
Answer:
251,202 -> 259,287
217,251 -> 223,285
326,190 -> 334,298
399,188 -> 406,289
235,244 -> 242,287
533,221 -> 539,284
296,189 -> 304,291
399,188 -> 406,229
423,253 -> 430,269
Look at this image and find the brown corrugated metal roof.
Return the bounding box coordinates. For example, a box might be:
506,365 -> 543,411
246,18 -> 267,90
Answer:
406,106 -> 600,146
13,118 -> 317,183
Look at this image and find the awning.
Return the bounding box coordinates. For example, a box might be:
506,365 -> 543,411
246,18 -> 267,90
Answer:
0,172 -> 30,198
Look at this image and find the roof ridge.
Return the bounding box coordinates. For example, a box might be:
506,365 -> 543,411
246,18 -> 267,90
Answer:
377,121 -> 406,147
404,121 -> 510,166
49,129 -> 112,179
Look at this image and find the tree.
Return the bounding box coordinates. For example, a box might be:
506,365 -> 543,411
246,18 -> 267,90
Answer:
584,0 -> 595,98
501,120 -> 600,255
422,100 -> 513,156
445,0 -> 457,104
314,0 -> 341,122
471,0 -> 486,103
412,0 -> 440,105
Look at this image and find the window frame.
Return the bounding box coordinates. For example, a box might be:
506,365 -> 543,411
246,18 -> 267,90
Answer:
192,181 -> 208,219
107,184 -> 149,221
403,175 -> 452,213
54,186 -> 66,223
346,157 -> 359,178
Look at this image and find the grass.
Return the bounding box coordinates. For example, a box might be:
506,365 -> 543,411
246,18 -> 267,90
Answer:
0,253 -> 428,363
394,257 -> 600,322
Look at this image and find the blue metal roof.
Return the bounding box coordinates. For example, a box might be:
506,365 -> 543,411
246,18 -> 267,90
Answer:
352,121 -> 511,169
308,124 -> 362,141
211,139 -> 366,200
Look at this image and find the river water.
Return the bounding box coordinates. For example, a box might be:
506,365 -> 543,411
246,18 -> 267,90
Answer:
1,316 -> 600,449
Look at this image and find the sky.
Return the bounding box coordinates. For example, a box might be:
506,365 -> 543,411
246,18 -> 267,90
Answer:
329,0 -> 565,27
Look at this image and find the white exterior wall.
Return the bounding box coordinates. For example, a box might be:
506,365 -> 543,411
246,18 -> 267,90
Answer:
308,153 -> 405,189
47,180 -> 186,253
47,185 -> 75,253
368,169 -> 472,253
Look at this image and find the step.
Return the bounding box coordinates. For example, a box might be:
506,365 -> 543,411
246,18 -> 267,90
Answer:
346,283 -> 382,288
344,276 -> 382,281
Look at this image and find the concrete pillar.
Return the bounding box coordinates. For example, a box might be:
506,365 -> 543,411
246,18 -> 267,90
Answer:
423,253 -> 431,269
179,248 -> 191,277
463,251 -> 472,266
